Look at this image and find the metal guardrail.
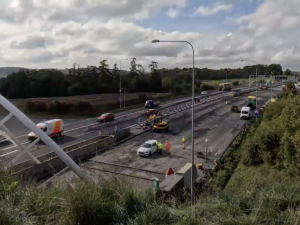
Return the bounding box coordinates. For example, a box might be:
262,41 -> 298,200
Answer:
10,128 -> 131,174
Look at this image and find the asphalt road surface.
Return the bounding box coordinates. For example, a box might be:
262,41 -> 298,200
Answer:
0,89 -> 226,163
52,86 -> 282,190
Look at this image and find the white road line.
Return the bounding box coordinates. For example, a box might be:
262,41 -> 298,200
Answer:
0,150 -> 19,158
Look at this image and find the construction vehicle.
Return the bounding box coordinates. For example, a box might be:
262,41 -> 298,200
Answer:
145,116 -> 168,132
152,117 -> 169,132
28,119 -> 64,142
246,96 -> 256,110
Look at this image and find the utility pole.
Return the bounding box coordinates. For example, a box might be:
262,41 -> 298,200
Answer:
271,71 -> 273,100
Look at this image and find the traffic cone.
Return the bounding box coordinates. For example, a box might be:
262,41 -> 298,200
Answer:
165,168 -> 174,178
165,140 -> 171,151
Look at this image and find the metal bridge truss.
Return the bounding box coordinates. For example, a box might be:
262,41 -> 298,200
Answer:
0,94 -> 88,181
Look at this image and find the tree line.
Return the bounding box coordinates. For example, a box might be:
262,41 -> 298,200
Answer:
0,60 -> 291,99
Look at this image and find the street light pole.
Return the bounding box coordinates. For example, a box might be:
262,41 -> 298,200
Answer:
271,72 -> 273,100
152,39 -> 195,202
241,59 -> 258,120
120,58 -> 128,109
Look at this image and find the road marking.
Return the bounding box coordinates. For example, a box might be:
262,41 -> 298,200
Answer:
0,150 -> 19,159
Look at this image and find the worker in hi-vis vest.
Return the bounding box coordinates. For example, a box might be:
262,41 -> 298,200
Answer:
158,141 -> 163,154
182,136 -> 185,149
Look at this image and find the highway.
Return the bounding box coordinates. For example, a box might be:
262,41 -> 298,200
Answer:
0,89 -> 229,165
52,86 -> 282,190
0,86 -> 269,166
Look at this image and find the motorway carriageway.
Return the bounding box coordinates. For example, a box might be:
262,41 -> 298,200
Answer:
0,86 -> 254,165
52,86 -> 283,190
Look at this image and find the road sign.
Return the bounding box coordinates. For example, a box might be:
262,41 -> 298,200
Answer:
254,110 -> 259,116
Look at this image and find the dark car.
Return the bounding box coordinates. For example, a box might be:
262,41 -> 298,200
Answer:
145,100 -> 158,108
97,113 -> 115,122
147,109 -> 158,116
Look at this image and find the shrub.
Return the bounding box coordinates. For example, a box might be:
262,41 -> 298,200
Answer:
232,81 -> 239,86
25,100 -> 48,111
173,85 -> 182,94
49,101 -> 74,114
202,83 -> 214,90
74,101 -> 93,112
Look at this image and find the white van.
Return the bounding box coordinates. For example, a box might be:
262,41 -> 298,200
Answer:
240,107 -> 251,119
28,119 -> 64,141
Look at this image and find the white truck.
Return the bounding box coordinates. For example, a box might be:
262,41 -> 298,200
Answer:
240,106 -> 251,119
28,119 -> 64,142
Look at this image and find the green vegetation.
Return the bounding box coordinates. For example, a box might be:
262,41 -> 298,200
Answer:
2,75 -> 300,225
0,62 -> 287,99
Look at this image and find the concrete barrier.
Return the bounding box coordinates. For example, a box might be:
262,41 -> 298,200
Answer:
11,128 -> 131,180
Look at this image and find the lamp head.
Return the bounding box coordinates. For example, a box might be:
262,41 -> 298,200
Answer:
152,39 -> 160,43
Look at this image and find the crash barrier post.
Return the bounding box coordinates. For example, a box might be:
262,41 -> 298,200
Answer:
11,128 -> 131,180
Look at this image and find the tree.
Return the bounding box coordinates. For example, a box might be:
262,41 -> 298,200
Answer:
148,61 -> 162,92
112,64 -> 120,77
137,64 -> 145,76
162,77 -> 172,91
129,58 -> 138,76
284,69 -> 292,75
99,60 -> 110,76
148,61 -> 158,72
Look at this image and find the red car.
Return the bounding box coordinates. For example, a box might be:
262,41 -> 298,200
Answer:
97,113 -> 115,122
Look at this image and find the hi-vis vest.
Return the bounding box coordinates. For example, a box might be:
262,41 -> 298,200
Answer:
182,137 -> 185,143
158,142 -> 163,149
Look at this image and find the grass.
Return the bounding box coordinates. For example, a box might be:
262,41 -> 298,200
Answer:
3,163 -> 300,225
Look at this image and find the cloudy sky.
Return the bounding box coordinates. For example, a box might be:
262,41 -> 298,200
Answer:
0,0 -> 299,71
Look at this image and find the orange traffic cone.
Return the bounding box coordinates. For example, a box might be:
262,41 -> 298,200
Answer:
165,167 -> 174,178
165,140 -> 171,151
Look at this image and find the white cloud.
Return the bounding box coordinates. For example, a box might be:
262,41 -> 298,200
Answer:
167,8 -> 180,18
194,3 -> 233,17
237,0 -> 300,36
0,0 -> 300,71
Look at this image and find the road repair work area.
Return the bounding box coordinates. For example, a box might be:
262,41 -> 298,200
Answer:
51,86 -> 282,190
